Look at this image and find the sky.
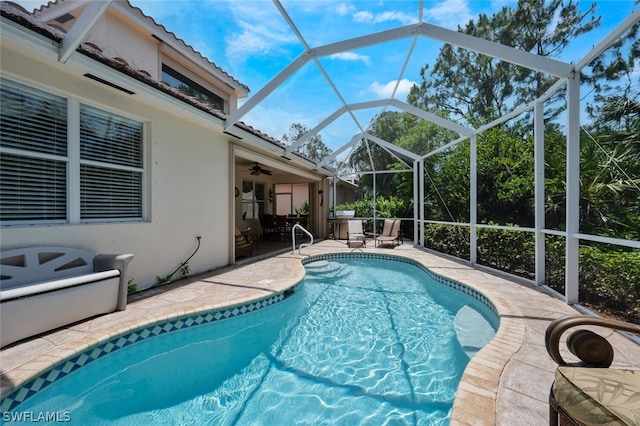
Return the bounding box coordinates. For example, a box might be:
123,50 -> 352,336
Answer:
12,0 -> 639,154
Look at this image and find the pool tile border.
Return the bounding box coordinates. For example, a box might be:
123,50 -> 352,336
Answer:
2,248 -> 525,426
1,289 -> 297,412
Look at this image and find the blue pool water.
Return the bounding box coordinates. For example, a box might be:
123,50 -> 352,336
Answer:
4,255 -> 498,425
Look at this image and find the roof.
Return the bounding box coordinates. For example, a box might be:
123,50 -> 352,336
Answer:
0,1 -> 330,172
31,0 -> 250,96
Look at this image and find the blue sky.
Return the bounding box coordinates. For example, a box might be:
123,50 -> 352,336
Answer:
13,1 -> 638,152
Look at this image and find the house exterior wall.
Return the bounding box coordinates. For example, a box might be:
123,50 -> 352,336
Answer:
1,43 -> 231,291
87,11 -> 159,78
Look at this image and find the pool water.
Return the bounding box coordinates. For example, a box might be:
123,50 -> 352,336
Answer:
6,256 -> 497,425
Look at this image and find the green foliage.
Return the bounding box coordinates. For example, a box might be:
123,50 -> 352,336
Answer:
423,224 -> 470,260
477,225 -> 535,278
282,122 -> 332,164
579,246 -> 640,322
337,195 -> 410,234
408,0 -> 599,126
546,239 -> 640,324
427,229 -> 639,322
295,200 -> 309,215
154,236 -> 201,288
127,278 -> 138,295
476,129 -> 535,226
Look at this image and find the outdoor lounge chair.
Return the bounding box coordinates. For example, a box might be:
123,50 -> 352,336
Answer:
347,219 -> 366,248
545,315 -> 640,426
375,219 -> 401,247
235,227 -> 255,258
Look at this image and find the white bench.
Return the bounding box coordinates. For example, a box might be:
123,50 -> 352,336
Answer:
0,247 -> 133,348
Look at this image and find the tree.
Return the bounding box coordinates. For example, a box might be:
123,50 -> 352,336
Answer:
408,0 -> 600,127
281,123 -> 332,164
345,112 -> 408,198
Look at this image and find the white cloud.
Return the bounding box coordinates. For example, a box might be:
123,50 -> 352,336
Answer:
330,52 -> 371,65
225,3 -> 296,60
243,104 -> 310,141
367,79 -> 417,99
336,2 -> 355,17
353,10 -> 375,23
424,0 -> 474,29
353,9 -> 416,25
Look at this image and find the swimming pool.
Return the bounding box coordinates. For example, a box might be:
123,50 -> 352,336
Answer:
1,254 -> 498,425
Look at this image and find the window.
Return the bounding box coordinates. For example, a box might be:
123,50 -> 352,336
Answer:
275,183 -> 309,215
242,180 -> 264,220
162,64 -> 224,111
79,105 -> 143,219
0,78 -> 145,225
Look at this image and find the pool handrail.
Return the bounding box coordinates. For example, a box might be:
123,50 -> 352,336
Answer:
292,224 -> 313,254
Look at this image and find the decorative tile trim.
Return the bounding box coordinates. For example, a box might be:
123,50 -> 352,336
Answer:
303,253 -> 499,318
1,287 -> 299,413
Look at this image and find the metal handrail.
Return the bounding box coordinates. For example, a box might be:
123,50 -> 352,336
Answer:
292,223 -> 313,254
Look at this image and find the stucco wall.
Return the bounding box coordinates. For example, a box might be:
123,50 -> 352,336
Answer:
1,44 -> 231,290
87,13 -> 160,78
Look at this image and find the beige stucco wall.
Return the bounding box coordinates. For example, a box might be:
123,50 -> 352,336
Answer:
1,43 -> 231,290
87,12 -> 160,78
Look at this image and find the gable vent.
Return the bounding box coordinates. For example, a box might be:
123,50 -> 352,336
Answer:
54,13 -> 75,24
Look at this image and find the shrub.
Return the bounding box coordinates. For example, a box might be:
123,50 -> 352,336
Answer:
423,223 -> 470,260
477,225 -> 535,279
424,226 -> 639,323
579,246 -> 640,323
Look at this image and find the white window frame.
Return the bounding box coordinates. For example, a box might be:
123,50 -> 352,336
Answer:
241,180 -> 265,221
0,78 -> 146,226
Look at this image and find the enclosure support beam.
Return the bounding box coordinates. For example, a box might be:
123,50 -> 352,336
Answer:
534,100 -> 546,286
470,135 -> 477,264
59,0 -> 112,63
418,160 -> 425,247
565,73 -> 580,304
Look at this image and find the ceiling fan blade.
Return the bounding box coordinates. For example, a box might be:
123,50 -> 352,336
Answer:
263,169 -> 272,175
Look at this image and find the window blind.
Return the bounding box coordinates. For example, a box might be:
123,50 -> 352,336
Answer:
0,78 -> 68,222
80,165 -> 142,219
0,154 -> 67,221
0,78 -> 67,156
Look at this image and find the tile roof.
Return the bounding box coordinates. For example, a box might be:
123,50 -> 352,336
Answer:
32,0 -> 250,94
0,1 -> 328,169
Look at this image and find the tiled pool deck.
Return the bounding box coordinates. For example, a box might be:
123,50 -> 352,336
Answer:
1,240 -> 638,425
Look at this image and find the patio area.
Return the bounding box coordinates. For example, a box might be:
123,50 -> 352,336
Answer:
1,239 -> 638,425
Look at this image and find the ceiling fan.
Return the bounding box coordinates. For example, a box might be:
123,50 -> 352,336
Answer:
249,162 -> 272,176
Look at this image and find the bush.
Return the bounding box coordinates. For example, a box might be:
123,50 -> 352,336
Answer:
579,246 -> 640,323
337,196 -> 410,234
423,223 -> 470,260
477,225 -> 535,279
424,226 -> 639,323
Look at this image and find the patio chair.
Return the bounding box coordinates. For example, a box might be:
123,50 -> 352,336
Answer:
275,215 -> 289,240
260,213 -> 276,240
347,219 -> 366,248
375,219 -> 401,247
545,315 -> 640,426
234,226 -> 254,258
